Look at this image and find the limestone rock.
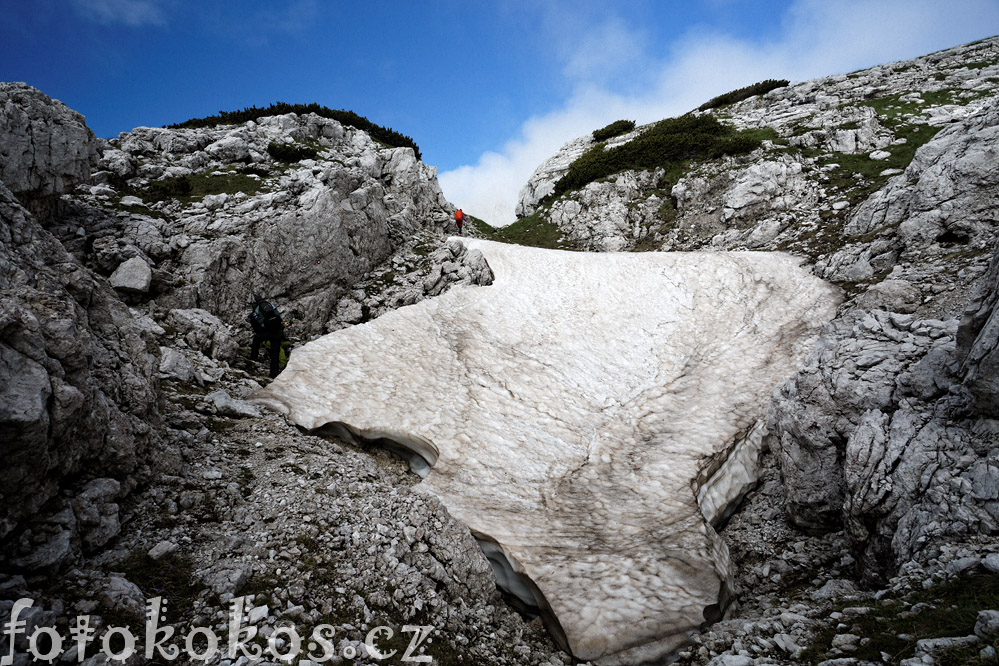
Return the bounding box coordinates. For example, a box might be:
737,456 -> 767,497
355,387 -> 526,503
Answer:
956,244 -> 999,414
89,114 -> 454,338
100,576 -> 145,619
158,346 -> 196,382
207,390 -> 261,418
109,256 -> 152,293
845,99 -> 999,252
0,83 -> 100,197
164,308 -> 237,360
70,478 -> 121,552
0,180 -> 161,553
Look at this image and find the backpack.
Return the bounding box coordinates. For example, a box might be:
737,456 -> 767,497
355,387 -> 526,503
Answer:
455,209 -> 464,222
249,300 -> 283,334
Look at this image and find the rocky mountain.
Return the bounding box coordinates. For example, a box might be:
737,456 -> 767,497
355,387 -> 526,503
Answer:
1,34 -> 998,666
507,35 -> 999,664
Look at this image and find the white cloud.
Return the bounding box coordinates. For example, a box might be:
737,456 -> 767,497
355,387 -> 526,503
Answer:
440,0 -> 999,226
71,0 -> 167,26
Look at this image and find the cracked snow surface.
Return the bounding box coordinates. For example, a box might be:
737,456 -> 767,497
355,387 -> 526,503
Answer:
253,239 -> 840,664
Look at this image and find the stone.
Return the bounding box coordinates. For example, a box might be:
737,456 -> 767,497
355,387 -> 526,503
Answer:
158,347 -> 196,382
100,576 -> 145,619
109,257 -> 152,293
0,181 -> 161,554
975,610 -> 999,639
208,390 -> 261,418
71,478 -> 121,552
0,83 -> 100,196
147,540 -> 179,560
706,655 -> 754,666
983,554 -> 999,573
956,244 -> 999,414
164,309 -> 238,360
810,580 -> 860,602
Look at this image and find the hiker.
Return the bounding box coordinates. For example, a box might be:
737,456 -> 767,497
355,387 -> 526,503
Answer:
248,295 -> 289,378
455,209 -> 464,235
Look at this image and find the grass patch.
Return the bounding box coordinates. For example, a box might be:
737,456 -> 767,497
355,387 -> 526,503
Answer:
267,139 -> 319,162
801,572 -> 999,665
143,169 -> 267,203
470,210 -> 568,250
112,550 -> 200,622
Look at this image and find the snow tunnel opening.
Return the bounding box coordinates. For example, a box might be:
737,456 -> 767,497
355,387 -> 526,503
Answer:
311,421 -> 439,478
472,532 -> 571,656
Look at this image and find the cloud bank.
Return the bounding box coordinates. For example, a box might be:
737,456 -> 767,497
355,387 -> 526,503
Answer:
439,0 -> 999,226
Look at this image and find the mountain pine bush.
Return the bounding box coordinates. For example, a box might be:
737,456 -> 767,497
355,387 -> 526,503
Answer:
553,114 -> 762,198
698,79 -> 790,111
169,102 -> 422,160
592,119 -> 636,142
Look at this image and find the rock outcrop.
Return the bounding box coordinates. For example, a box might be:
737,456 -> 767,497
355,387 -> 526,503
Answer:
516,37 -> 999,277
516,37 -> 999,592
70,112 -> 454,338
0,86 -> 162,568
0,82 -> 100,198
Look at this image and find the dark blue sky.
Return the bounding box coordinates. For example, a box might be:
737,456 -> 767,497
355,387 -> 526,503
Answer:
2,0 -> 997,223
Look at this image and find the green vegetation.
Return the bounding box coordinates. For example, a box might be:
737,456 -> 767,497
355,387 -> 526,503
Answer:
168,101 -> 421,159
698,79 -> 790,111
552,114 -> 763,199
801,572 -> 999,665
267,139 -> 319,162
592,119 -> 636,142
469,211 -> 569,250
142,168 -> 267,203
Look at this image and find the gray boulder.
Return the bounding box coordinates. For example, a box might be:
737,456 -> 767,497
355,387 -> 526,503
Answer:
770,248 -> 999,582
164,308 -> 238,360
109,256 -> 152,293
0,83 -> 100,197
70,478 -> 121,552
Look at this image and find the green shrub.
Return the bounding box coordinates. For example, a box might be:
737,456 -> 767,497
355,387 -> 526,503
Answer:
168,102 -> 421,159
552,114 -> 762,198
698,79 -> 790,111
267,140 -> 319,162
592,119 -> 636,142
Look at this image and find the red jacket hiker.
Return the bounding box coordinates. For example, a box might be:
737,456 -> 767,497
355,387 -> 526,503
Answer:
455,209 -> 464,235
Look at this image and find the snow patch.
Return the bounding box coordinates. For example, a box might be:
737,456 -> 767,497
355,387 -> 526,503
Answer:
253,239 -> 840,663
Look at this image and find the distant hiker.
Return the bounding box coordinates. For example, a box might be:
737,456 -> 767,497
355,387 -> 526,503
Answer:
248,294 -> 289,378
455,209 -> 465,235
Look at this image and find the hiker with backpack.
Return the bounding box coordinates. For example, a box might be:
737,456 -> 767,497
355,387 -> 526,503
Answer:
454,209 -> 465,235
248,294 -> 289,378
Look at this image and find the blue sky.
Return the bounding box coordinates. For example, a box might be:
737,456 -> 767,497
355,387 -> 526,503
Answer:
2,0 -> 998,225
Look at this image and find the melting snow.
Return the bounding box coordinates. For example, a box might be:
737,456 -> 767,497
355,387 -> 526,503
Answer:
253,239 -> 839,664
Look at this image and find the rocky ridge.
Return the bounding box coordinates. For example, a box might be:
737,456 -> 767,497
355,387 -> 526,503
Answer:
2,35 -> 999,666
513,35 -> 999,665
1,83 -> 554,666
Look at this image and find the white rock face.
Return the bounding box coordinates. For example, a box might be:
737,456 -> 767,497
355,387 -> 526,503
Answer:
253,240 -> 839,663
